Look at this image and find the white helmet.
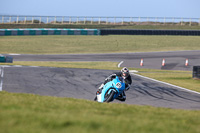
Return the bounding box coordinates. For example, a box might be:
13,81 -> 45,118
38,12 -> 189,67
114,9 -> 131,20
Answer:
121,67 -> 129,78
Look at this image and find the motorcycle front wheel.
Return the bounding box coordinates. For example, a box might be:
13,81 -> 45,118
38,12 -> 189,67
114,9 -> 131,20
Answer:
104,90 -> 115,103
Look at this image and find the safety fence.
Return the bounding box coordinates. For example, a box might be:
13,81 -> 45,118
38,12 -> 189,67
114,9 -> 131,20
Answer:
1,15 -> 200,26
0,29 -> 100,36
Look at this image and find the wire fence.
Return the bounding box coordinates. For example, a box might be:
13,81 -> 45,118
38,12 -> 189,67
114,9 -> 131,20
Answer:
0,15 -> 200,26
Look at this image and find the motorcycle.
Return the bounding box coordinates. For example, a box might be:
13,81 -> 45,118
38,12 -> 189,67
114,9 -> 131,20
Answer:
94,76 -> 126,103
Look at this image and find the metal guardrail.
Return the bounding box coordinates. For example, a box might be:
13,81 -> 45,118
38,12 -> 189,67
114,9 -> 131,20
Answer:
0,15 -> 200,26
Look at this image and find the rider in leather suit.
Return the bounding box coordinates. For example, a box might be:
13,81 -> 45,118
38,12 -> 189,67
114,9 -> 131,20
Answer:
97,67 -> 132,101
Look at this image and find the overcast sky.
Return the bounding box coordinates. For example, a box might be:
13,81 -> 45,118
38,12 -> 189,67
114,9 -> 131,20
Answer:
0,0 -> 199,18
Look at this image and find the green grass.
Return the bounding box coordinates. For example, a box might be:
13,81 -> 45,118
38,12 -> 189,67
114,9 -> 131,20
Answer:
0,91 -> 200,133
1,24 -> 200,30
0,61 -> 119,70
1,35 -> 200,132
0,35 -> 200,54
135,68 -> 200,93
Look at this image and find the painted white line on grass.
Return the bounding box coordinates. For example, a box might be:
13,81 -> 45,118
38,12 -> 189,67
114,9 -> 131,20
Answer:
0,67 -> 4,91
118,61 -> 124,68
0,65 -> 39,68
8,53 -> 21,55
130,72 -> 200,95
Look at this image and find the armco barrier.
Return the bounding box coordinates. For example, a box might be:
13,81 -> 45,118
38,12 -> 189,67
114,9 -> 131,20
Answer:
100,29 -> 200,36
0,29 -> 100,36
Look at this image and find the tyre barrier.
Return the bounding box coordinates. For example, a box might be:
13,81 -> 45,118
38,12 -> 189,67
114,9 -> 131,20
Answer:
0,29 -> 100,36
100,29 -> 200,36
0,55 -> 13,63
1,29 -> 200,36
193,66 -> 200,79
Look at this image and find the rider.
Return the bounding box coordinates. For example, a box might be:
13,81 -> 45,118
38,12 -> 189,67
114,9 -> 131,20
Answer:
97,67 -> 132,101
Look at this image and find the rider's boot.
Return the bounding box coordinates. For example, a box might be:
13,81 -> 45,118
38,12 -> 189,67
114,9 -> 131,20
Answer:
116,91 -> 126,101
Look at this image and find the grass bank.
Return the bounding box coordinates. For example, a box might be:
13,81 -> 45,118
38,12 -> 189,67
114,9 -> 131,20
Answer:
0,61 -> 119,70
0,91 -> 200,133
135,68 -> 200,93
0,35 -> 200,54
1,24 -> 200,30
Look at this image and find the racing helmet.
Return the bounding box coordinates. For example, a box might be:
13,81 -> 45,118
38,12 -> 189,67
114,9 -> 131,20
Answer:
121,67 -> 129,78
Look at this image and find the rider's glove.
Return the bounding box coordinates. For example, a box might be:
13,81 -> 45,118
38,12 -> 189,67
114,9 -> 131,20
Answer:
110,74 -> 116,79
105,74 -> 116,81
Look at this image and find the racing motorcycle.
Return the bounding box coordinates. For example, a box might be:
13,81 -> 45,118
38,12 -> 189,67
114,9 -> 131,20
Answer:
94,76 -> 126,103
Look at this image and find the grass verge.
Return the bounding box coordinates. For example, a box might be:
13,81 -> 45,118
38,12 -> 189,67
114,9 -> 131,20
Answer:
0,91 -> 200,133
0,35 -> 200,54
1,24 -> 200,30
135,68 -> 200,93
0,61 -> 119,70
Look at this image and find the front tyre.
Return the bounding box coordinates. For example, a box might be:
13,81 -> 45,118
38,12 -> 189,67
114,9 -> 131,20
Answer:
104,90 -> 115,103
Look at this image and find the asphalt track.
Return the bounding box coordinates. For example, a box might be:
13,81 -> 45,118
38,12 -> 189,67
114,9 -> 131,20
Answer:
6,50 -> 200,71
1,50 -> 200,110
1,65 -> 200,110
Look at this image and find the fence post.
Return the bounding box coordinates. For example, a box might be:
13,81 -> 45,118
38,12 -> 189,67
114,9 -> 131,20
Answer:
24,16 -> 26,24
39,16 -> 42,24
77,16 -> 79,24
91,17 -> 93,24
32,17 -> 34,24
54,16 -> 56,24
84,17 -> 86,24
181,18 -> 183,25
122,17 -> 124,25
189,18 -> 192,26
2,16 -> 4,23
16,16 -> 19,24
9,16 -> 11,24
98,17 -> 101,24
62,16 -> 64,24
164,17 -> 166,25
47,16 -> 49,23
69,16 -> 71,24
199,18 -> 200,26
106,17 -> 108,24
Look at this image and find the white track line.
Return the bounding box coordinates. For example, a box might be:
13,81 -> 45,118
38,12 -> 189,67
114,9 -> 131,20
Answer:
118,61 -> 124,68
131,72 -> 200,95
0,67 -> 4,91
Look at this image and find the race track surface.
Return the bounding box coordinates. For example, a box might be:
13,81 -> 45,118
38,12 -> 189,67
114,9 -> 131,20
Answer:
7,50 -> 200,71
2,66 -> 200,110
